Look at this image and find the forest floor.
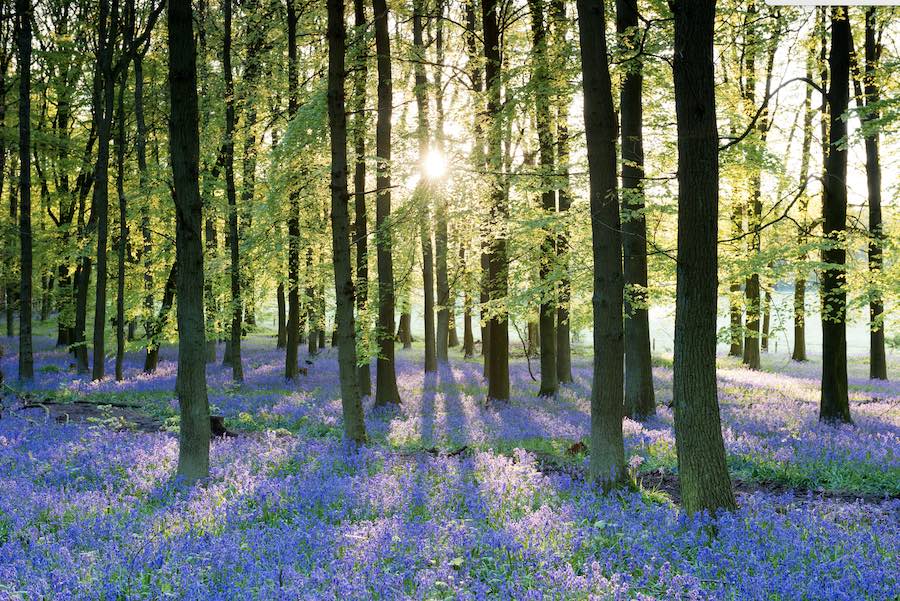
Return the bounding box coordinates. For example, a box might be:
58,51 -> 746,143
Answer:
0,335 -> 897,599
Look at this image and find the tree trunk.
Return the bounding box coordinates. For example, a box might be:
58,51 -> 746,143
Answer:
862,8 -> 887,381
168,0 -> 211,482
761,288 -> 771,352
434,2 -> 451,363
223,0 -> 244,382
819,7 -> 851,424
482,0 -> 509,402
793,47 -> 814,363
617,0 -> 654,418
144,262 -> 178,373
91,0 -> 116,382
285,0 -> 302,379
670,0 -> 735,514
134,51 -> 155,362
6,157 -> 17,339
16,0 -> 33,381
577,0 -> 625,486
352,0 -> 372,396
276,282 -> 286,348
529,0 -> 558,398
114,66 -> 127,382
372,0 -> 401,405
550,0 -> 572,384
413,0 -> 436,374
327,0 -> 367,442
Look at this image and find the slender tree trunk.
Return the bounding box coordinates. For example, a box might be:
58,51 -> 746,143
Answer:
223,0 -> 244,382
670,0 -> 735,514
285,0 -> 302,379
761,288 -> 771,352
372,0 -> 401,405
134,51 -> 155,359
793,48 -> 814,363
577,0 -> 625,486
352,0 -> 372,395
819,7 -> 851,424
482,0 -> 509,402
862,8 -> 886,381
529,0 -> 558,398
412,0 -> 437,373
434,0 -> 451,362
144,262 -> 177,373
276,283 -> 286,348
741,3 -> 761,370
91,0 -> 117,381
550,0 -> 572,383
327,0 -> 367,441
6,158 -> 17,339
617,0 -> 654,418
16,0 -> 33,381
114,67 -> 127,382
168,0 -> 211,481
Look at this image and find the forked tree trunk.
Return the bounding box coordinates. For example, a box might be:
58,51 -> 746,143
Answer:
670,0 -> 735,514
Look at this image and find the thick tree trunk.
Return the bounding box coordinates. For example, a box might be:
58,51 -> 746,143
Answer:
16,0 -> 33,381
223,0 -> 244,382
285,0 -> 302,379
577,0 -> 625,486
482,0 -> 509,402
819,8 -> 851,423
373,0 -> 401,405
550,0 -> 573,384
617,0 -> 654,418
352,0 -> 372,395
327,0 -> 367,442
670,0 -> 735,514
529,0 -> 558,398
168,0 -> 211,481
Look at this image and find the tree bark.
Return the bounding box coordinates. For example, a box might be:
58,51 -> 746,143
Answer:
670,0 -> 735,514
862,8 -> 886,381
819,7 -> 851,424
285,0 -> 302,379
351,0 -> 372,395
576,0 -> 625,486
413,0 -> 437,373
114,64 -> 127,382
327,0 -> 367,443
550,0 -> 572,383
144,262 -> 177,373
372,0 -> 401,405
276,282 -> 287,348
223,0 -> 244,382
529,0 -> 558,398
434,1 -> 451,362
16,0 -> 33,381
91,0 -> 117,381
617,0 -> 654,418
793,47 -> 814,363
168,0 -> 211,481
482,0 -> 509,402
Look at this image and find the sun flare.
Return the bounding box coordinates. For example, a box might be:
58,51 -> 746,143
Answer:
422,149 -> 447,179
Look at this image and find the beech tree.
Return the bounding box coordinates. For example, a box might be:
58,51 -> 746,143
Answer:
670,0 -> 735,514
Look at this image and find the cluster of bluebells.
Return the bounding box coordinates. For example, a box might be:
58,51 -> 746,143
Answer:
0,336 -> 897,599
